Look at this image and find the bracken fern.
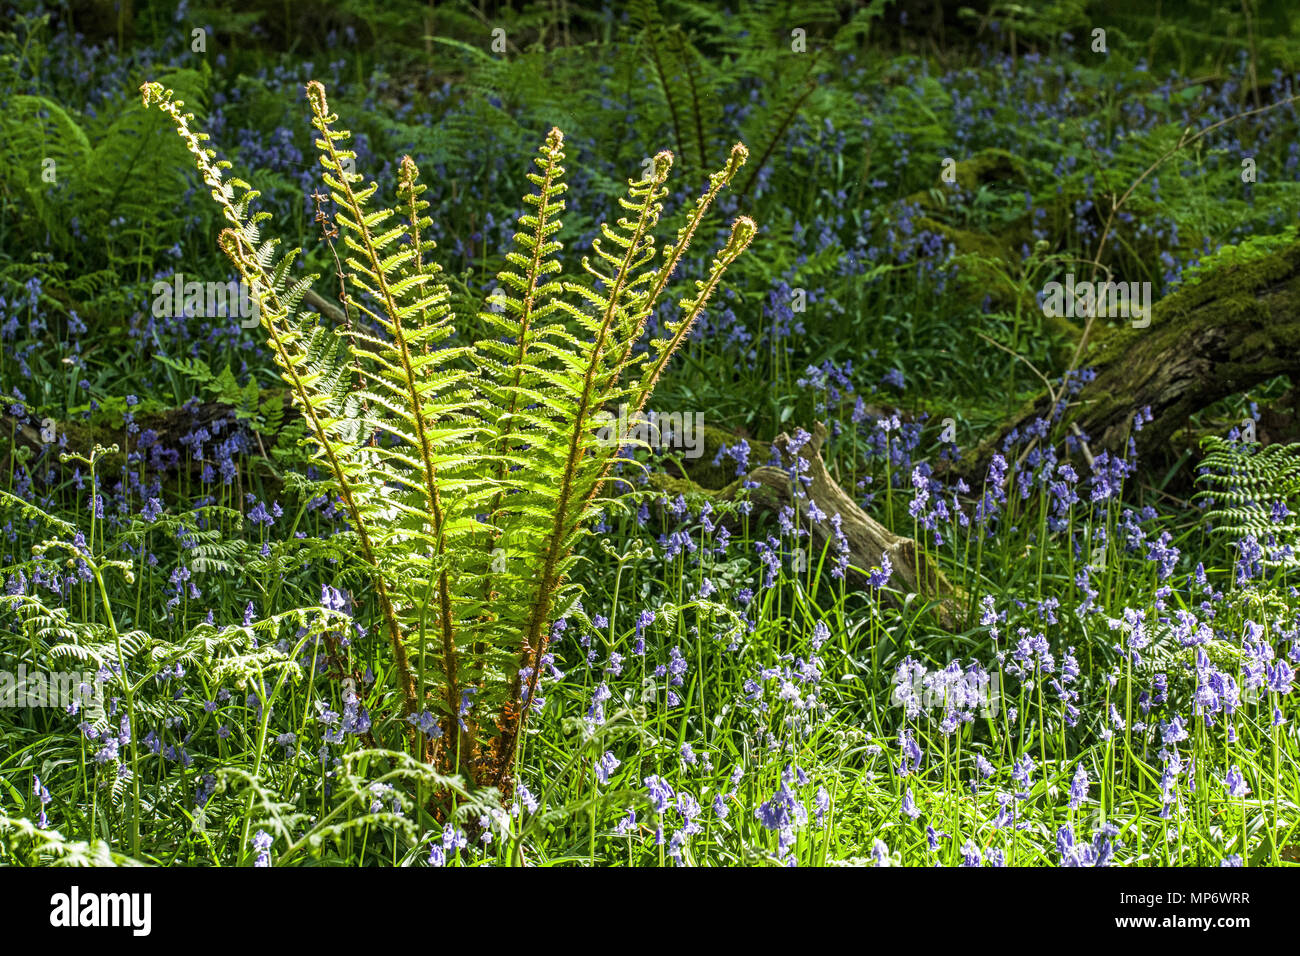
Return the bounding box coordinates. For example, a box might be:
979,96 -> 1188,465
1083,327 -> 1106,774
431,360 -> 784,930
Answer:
1195,435 -> 1300,570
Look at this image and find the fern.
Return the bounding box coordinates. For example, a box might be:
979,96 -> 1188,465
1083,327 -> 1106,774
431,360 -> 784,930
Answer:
142,79 -> 754,795
0,42 -> 209,278
631,0 -> 720,175
630,0 -> 886,202
0,814 -> 142,866
1194,435 -> 1300,569
153,355 -> 267,426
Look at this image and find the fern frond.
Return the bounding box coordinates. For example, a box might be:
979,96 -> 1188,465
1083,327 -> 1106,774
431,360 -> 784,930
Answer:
141,81 -> 421,730
306,82 -> 487,753
145,79 -> 756,795
1194,436 -> 1300,568
488,149 -> 755,786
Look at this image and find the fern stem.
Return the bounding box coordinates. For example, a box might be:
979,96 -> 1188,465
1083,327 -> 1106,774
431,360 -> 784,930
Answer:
221,229 -> 421,737
308,84 -> 464,761
496,158 -> 671,786
141,84 -> 422,738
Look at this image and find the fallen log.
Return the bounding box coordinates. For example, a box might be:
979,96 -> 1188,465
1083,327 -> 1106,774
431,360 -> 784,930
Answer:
754,424 -> 952,597
950,239 -> 1300,484
651,422 -> 959,619
2,290 -> 348,465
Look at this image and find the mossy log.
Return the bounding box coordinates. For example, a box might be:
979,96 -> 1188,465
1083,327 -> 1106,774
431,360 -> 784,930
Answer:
1,288 -> 345,468
652,423 -> 958,620
3,399 -> 262,467
950,240 -> 1300,483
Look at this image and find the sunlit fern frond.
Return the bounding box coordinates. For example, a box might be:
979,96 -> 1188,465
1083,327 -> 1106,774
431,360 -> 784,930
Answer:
144,78 -> 756,793
306,82 -> 505,751
482,147 -> 755,785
